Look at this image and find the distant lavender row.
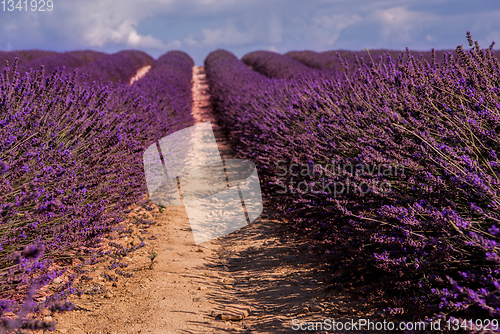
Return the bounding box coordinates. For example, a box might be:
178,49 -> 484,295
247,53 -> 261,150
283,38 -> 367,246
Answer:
205,33 -> 500,319
241,50 -> 326,80
285,49 -> 446,71
1,49 -> 154,85
286,48 -> 500,72
133,50 -> 195,137
0,50 -> 58,67
243,49 -> 480,80
78,50 -> 154,85
1,50 -> 106,78
18,50 -> 107,76
0,50 -> 194,331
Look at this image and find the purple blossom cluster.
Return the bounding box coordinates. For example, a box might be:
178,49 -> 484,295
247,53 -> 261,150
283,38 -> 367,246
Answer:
205,33 -> 500,319
0,50 -> 194,330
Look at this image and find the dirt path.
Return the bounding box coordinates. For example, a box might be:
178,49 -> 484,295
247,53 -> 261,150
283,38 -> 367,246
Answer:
50,66 -> 231,334
49,66 -> 374,334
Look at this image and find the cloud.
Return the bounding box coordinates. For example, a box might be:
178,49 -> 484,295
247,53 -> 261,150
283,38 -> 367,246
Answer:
469,9 -> 500,48
56,0 -> 171,49
372,6 -> 435,44
267,14 -> 283,44
184,20 -> 255,47
309,13 -> 363,47
81,18 -> 167,49
0,0 -> 499,64
182,14 -> 284,48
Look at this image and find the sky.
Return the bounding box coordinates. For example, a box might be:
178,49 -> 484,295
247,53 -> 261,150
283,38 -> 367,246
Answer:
1,0 -> 499,65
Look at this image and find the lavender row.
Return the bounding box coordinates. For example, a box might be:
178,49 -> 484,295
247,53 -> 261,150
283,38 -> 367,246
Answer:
78,50 -> 154,85
133,50 -> 195,137
241,50 -> 326,80
244,48 -> 484,79
0,50 -> 59,68
286,49 -> 447,71
1,50 -> 106,79
286,48 -> 500,75
0,50 -> 194,331
205,33 -> 500,319
17,50 -> 107,77
1,49 -> 153,85
0,62 -> 151,331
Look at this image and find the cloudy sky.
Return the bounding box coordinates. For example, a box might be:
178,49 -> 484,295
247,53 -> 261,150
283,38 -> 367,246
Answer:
1,0 -> 499,65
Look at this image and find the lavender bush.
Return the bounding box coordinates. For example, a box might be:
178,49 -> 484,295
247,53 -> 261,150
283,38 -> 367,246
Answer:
0,50 -> 194,331
205,33 -> 500,320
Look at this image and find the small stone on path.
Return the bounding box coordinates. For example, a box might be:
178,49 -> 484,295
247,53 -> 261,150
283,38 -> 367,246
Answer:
309,304 -> 323,312
218,304 -> 252,321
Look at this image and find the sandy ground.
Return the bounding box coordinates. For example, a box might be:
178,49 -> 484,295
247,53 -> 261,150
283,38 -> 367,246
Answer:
46,66 -> 376,334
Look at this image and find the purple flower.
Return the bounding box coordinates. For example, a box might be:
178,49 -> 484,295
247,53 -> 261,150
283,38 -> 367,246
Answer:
22,244 -> 43,259
35,198 -> 62,213
0,160 -> 9,174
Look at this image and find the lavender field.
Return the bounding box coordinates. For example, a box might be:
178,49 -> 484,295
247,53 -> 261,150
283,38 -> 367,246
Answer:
0,31 -> 499,331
